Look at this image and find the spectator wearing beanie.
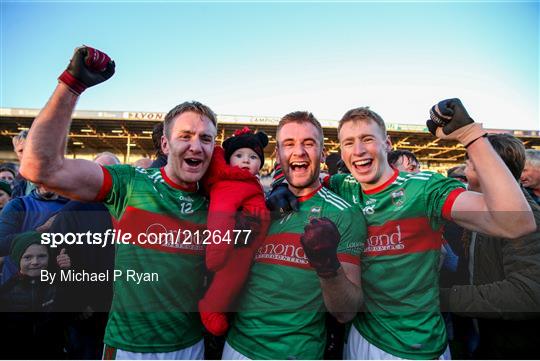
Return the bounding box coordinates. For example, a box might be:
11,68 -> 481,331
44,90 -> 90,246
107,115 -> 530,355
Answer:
0,231 -> 71,359
0,186 -> 69,285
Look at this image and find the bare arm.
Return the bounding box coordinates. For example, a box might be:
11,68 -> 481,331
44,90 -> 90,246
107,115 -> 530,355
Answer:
428,98 -> 534,239
20,46 -> 115,202
20,83 -> 104,201
319,262 -> 362,323
451,137 -> 534,238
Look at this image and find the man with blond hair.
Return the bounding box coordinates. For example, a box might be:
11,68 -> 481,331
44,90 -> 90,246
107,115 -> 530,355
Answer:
20,45 -> 218,359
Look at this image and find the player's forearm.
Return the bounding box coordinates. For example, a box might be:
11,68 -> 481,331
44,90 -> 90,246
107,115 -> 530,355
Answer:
20,83 -> 78,184
319,267 -> 363,323
468,138 -> 534,237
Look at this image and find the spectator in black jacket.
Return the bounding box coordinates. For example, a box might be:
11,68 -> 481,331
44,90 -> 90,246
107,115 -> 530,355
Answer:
0,231 -> 71,359
440,134 -> 540,359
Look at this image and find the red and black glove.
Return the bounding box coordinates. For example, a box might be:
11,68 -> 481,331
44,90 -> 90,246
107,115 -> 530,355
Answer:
300,217 -> 341,278
234,211 -> 261,248
427,98 -> 486,147
59,46 -> 115,95
234,205 -> 271,248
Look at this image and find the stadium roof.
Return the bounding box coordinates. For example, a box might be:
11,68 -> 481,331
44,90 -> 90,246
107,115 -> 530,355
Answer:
1,107 -> 539,166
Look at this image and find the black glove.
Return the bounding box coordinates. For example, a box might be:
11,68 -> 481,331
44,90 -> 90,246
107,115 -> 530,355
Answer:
59,46 -> 115,95
300,217 -> 341,278
427,98 -> 486,147
266,183 -> 299,218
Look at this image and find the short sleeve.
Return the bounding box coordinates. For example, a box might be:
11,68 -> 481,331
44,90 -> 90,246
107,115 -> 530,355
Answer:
327,174 -> 346,193
424,173 -> 466,229
100,164 -> 136,220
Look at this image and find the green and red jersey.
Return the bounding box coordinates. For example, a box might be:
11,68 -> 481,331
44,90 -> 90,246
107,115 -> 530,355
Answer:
97,165 -> 208,353
327,169 -> 465,359
227,186 -> 366,360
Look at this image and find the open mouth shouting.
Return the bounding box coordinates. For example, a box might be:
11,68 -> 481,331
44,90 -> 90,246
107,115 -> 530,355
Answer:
289,161 -> 309,174
184,157 -> 203,171
352,159 -> 373,174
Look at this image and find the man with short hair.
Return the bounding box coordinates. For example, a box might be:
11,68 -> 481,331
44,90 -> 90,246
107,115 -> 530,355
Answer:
93,152 -> 121,166
268,100 -> 535,359
387,149 -> 420,173
20,46 -> 218,359
521,149 -> 540,205
440,133 -> 540,359
10,130 -> 36,197
150,122 -> 168,168
224,111 -> 366,360
12,130 -> 28,162
446,165 -> 467,184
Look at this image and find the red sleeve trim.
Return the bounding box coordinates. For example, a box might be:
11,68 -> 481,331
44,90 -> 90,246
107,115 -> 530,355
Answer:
94,166 -> 113,202
338,253 -> 360,266
442,188 -> 466,221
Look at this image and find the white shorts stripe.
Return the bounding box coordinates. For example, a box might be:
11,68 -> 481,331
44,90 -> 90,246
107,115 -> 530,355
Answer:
106,339 -> 204,360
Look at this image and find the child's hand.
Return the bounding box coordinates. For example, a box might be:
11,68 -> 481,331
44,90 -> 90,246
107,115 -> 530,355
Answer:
56,248 -> 71,269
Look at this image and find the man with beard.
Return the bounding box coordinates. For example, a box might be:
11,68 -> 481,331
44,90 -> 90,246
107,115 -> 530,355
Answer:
19,46 -> 217,359
223,111 -> 366,360
268,99 -> 535,359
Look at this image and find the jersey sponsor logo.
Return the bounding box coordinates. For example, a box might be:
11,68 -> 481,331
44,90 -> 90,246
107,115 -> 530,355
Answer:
255,233 -> 311,270
363,217 -> 442,257
365,225 -> 404,252
114,206 -> 205,255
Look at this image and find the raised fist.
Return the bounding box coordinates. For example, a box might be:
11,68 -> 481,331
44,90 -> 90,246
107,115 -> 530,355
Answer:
300,217 -> 341,278
427,98 -> 486,147
58,46 -> 115,95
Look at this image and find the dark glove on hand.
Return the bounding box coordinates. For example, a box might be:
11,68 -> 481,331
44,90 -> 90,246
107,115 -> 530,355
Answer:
234,211 -> 261,248
300,217 -> 341,278
59,46 -> 115,95
266,183 -> 299,218
427,98 -> 486,147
